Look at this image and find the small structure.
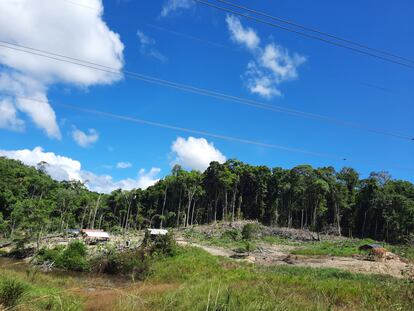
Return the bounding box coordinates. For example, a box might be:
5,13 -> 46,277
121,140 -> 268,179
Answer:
148,229 -> 168,236
80,229 -> 110,243
65,229 -> 80,237
359,244 -> 387,261
358,244 -> 383,251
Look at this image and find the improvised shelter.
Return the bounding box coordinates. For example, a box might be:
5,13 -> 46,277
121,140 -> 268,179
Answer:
148,229 -> 168,236
80,229 -> 110,242
359,244 -> 383,251
65,229 -> 80,236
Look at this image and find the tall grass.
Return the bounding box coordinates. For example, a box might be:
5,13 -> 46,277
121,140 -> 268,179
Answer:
139,246 -> 413,311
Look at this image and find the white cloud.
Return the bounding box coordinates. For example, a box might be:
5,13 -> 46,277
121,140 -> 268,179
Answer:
136,30 -> 167,62
0,146 -> 82,181
0,99 -> 25,131
226,15 -> 306,98
116,162 -> 132,169
226,15 -> 260,50
171,136 -> 226,171
81,168 -> 160,193
160,0 -> 194,17
0,0 -> 124,138
0,146 -> 160,193
72,127 -> 99,148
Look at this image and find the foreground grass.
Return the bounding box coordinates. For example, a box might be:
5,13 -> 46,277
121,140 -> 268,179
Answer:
0,268 -> 83,310
1,246 -> 413,310
132,247 -> 414,311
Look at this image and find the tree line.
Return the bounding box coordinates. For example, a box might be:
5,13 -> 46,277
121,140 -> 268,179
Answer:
0,157 -> 413,243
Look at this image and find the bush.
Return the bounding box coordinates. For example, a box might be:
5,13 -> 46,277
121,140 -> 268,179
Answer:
221,229 -> 242,241
0,278 -> 27,308
35,240 -> 90,272
55,241 -> 89,271
142,231 -> 178,258
150,233 -> 178,257
92,249 -> 150,280
242,223 -> 261,240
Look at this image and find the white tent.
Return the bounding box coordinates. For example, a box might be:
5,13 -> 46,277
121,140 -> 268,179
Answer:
81,229 -> 110,239
148,229 -> 168,235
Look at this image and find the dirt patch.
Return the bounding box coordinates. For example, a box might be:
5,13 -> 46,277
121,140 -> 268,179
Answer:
180,238 -> 414,279
177,240 -> 234,257
82,288 -> 121,311
279,254 -> 411,278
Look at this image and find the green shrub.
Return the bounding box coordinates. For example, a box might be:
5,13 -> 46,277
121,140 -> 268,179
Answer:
0,278 -> 27,308
242,223 -> 261,240
150,233 -> 177,257
142,231 -> 178,257
92,249 -> 150,280
55,241 -> 89,271
35,240 -> 90,272
221,229 -> 242,241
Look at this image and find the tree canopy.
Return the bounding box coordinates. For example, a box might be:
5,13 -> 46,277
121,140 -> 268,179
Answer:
1,156 -> 413,244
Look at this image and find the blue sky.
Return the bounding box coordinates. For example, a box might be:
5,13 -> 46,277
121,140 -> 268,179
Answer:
0,0 -> 413,192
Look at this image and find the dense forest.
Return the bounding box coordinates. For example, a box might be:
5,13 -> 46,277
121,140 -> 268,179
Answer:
0,157 -> 413,244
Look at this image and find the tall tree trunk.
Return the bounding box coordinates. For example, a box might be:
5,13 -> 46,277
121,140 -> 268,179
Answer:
301,209 -> 304,229
231,188 -> 237,223
214,191 -> 218,223
176,190 -> 182,228
185,191 -> 193,227
362,210 -> 368,238
223,190 -> 228,222
191,198 -> 196,226
312,200 -> 318,229
160,185 -> 168,228
237,194 -> 243,221
98,213 -> 104,229
335,202 -> 342,236
80,205 -> 88,229
91,195 -> 101,230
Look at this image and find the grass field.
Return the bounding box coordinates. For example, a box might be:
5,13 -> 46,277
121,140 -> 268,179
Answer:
135,247 -> 414,311
1,245 -> 413,310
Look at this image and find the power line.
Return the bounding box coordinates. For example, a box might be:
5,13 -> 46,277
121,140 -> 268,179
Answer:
7,93 -> 414,172
213,0 -> 414,65
55,1 -> 410,98
0,40 -> 412,141
194,0 -> 414,70
146,23 -> 229,49
61,0 -> 100,11
1,93 -> 343,160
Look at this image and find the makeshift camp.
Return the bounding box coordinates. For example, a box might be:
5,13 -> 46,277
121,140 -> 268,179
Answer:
65,229 -> 80,237
80,229 -> 110,243
148,229 -> 168,236
359,244 -> 387,261
359,244 -> 383,251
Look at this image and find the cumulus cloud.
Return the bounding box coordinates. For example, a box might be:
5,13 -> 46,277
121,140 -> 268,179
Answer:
0,99 -> 25,131
116,162 -> 132,169
226,15 -> 260,50
0,0 -> 124,138
136,30 -> 167,62
226,15 -> 305,98
0,146 -> 82,181
81,168 -> 160,193
160,0 -> 194,17
0,147 -> 160,193
171,136 -> 226,171
72,127 -> 99,148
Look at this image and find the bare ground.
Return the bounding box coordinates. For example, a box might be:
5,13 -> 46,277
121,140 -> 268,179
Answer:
178,236 -> 413,279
